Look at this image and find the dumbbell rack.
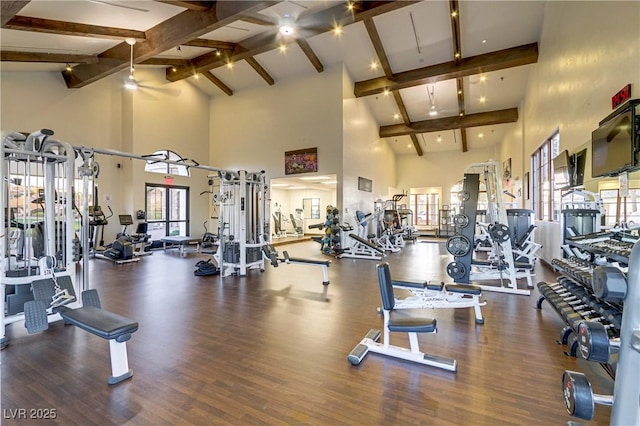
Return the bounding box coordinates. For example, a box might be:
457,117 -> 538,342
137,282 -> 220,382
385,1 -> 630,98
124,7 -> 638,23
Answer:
538,234 -> 640,423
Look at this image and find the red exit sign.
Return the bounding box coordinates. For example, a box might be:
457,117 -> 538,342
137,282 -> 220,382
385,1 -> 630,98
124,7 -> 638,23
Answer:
612,84 -> 631,109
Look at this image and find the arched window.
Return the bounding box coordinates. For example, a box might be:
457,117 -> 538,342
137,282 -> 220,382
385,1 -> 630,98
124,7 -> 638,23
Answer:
144,150 -> 190,177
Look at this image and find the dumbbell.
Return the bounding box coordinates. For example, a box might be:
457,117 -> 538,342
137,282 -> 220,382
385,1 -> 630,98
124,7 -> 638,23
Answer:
562,370 -> 613,420
575,321 -> 617,363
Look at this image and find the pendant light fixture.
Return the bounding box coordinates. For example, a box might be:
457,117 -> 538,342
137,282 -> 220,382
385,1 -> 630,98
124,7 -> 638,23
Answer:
427,85 -> 437,116
124,38 -> 138,90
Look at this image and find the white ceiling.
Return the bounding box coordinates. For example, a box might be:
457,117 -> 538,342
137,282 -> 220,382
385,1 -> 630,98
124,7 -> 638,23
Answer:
0,0 -> 547,155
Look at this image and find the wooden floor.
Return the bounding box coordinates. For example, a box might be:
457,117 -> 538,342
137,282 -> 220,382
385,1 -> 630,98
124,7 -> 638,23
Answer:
1,239 -> 614,425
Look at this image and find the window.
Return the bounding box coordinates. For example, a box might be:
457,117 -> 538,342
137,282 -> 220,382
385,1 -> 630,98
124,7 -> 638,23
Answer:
145,184 -> 190,239
409,194 -> 439,226
144,150 -> 191,177
600,188 -> 640,227
531,131 -> 560,221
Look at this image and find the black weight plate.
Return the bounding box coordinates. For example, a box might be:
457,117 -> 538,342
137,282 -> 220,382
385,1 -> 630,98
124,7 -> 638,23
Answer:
562,370 -> 594,420
457,190 -> 470,202
454,214 -> 470,228
446,235 -> 471,257
490,223 -> 510,243
446,261 -> 467,280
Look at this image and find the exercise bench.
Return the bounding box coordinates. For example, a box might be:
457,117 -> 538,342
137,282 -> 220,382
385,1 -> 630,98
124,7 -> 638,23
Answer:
347,262 -> 457,372
390,279 -> 485,324
262,244 -> 331,285
24,277 -> 138,385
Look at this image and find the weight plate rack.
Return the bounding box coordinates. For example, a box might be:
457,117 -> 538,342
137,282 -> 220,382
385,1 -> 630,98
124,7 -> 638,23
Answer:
446,173 -> 480,283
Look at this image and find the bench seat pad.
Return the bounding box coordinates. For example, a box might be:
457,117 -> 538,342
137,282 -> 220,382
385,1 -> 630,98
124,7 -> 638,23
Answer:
57,306 -> 138,340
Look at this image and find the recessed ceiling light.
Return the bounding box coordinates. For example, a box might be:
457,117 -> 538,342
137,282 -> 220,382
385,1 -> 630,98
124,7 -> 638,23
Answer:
407,144 -> 412,148
279,44 -> 287,53
393,113 -> 400,120
454,52 -> 460,58
171,66 -> 177,72
227,62 -> 233,69
480,75 -> 487,82
429,110 -> 438,116
479,133 -> 484,138
216,51 -> 221,57
479,96 -> 486,104
459,112 -> 464,116
299,176 -> 330,180
451,11 -> 458,17
383,89 -> 390,96
333,25 -> 343,35
347,2 -> 354,11
193,73 -> 200,80
280,26 -> 294,36
458,90 -> 462,95
482,39 -> 487,44
437,135 -> 442,143
370,61 -> 379,70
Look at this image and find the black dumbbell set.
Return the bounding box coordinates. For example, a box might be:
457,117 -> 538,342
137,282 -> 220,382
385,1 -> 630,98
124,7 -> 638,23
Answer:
539,234 -> 640,424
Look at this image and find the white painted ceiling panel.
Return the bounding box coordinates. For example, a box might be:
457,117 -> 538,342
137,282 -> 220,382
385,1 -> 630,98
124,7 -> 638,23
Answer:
17,0 -> 182,30
374,0 -> 454,73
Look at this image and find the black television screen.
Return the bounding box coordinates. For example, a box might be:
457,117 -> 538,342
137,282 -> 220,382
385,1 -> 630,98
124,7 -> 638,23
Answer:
572,149 -> 587,187
553,149 -> 573,190
592,108 -> 634,178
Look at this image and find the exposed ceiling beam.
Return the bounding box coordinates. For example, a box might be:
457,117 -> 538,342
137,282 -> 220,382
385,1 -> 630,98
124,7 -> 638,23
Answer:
154,1 -> 213,12
363,18 -> 392,79
245,57 -> 274,86
448,0 -> 467,152
240,15 -> 278,27
296,39 -> 323,73
352,1 -> 421,23
166,1 -> 415,82
354,43 -> 539,97
0,1 -> 30,26
1,50 -> 99,64
379,108 -> 519,138
200,71 -> 233,96
365,17 -> 423,156
449,0 -> 461,65
460,128 -> 467,152
63,1 -> 278,88
182,39 -> 235,50
4,15 -> 146,41
140,58 -> 190,66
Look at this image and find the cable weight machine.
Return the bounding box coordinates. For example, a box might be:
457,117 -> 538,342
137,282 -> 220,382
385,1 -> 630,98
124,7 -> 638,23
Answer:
208,170 -> 268,277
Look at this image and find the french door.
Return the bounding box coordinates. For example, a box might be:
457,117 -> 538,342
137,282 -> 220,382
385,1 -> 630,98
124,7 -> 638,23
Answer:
145,184 -> 190,240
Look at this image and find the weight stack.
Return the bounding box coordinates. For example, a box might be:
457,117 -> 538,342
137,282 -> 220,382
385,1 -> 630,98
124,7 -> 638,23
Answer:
446,173 -> 480,283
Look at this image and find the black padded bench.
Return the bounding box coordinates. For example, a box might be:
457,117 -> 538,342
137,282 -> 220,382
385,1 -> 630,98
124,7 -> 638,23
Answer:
392,280 -> 482,295
25,276 -> 139,385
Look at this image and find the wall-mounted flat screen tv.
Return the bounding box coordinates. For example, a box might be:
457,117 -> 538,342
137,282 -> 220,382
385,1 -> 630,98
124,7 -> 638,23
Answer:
553,149 -> 572,189
592,101 -> 639,178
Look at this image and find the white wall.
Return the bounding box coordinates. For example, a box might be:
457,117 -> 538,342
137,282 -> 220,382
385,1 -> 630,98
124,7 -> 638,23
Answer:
0,68 -> 211,240
510,1 -> 640,263
342,67 -> 397,231
396,146 -> 498,207
208,66 -> 344,179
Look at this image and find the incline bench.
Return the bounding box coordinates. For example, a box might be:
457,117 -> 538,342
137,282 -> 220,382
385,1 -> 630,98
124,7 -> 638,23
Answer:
24,276 -> 139,385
